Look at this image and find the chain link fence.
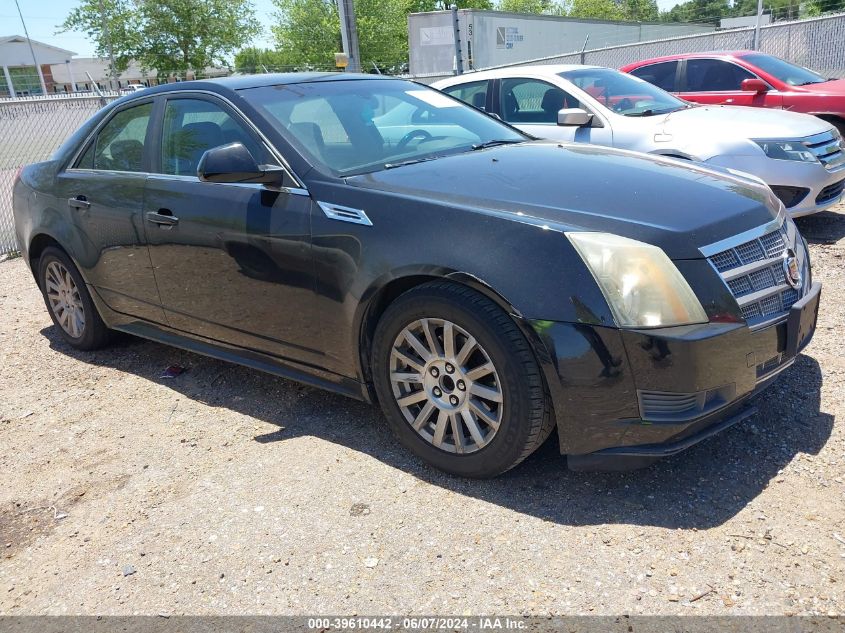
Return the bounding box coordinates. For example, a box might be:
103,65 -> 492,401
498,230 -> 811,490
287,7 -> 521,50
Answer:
1,13 -> 844,255
0,94 -> 119,255
410,12 -> 845,84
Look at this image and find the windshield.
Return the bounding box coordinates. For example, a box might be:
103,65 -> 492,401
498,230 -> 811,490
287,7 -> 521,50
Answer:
740,53 -> 827,86
559,68 -> 687,116
239,79 -> 526,176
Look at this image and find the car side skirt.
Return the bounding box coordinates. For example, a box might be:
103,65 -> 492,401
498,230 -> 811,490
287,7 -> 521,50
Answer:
88,286 -> 371,403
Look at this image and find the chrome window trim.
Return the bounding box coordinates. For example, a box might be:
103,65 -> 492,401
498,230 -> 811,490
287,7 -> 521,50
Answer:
65,167 -> 148,177
146,172 -> 309,196
64,89 -> 309,192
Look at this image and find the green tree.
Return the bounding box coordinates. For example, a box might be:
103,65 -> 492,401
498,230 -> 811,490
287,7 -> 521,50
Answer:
60,0 -> 261,77
563,0 -> 624,20
269,0 -> 342,69
135,0 -> 261,76
497,0 -> 564,14
620,0 -> 659,21
59,0 -> 139,73
268,0 -> 493,73
234,47 -> 289,73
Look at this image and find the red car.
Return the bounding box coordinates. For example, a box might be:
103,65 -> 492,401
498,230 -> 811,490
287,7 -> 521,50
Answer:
621,51 -> 845,134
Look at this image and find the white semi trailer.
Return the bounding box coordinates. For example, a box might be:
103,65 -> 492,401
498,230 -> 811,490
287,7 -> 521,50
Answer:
408,9 -> 714,78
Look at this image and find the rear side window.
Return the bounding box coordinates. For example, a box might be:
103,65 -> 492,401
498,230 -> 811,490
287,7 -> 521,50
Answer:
159,98 -> 269,177
76,103 -> 152,172
630,61 -> 679,92
441,80 -> 490,111
500,78 -> 582,124
685,59 -> 755,92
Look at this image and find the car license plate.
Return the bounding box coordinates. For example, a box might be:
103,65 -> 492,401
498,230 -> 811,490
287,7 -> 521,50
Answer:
785,282 -> 821,357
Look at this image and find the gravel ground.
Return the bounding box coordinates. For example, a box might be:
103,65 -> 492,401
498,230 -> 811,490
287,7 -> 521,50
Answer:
0,205 -> 844,616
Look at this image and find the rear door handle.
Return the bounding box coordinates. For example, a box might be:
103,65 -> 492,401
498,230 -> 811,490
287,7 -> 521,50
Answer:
68,196 -> 90,210
145,210 -> 179,227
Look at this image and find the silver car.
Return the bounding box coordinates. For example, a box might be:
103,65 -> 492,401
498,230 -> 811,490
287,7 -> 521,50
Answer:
434,65 -> 845,217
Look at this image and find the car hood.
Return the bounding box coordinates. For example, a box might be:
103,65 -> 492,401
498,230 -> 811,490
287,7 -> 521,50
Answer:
793,78 -> 845,95
655,104 -> 831,140
347,142 -> 779,260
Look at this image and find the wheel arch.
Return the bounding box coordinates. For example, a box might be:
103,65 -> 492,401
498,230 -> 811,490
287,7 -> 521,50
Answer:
27,233 -> 68,283
354,268 -> 542,396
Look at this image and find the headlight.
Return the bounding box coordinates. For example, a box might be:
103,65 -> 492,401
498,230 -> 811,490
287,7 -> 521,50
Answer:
755,140 -> 817,163
566,232 -> 708,328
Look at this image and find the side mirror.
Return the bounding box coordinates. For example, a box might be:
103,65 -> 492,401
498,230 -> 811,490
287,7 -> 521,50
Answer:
741,78 -> 769,93
557,108 -> 594,127
197,142 -> 285,185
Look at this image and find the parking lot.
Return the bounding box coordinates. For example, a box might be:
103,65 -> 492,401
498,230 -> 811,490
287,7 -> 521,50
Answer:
0,205 -> 843,616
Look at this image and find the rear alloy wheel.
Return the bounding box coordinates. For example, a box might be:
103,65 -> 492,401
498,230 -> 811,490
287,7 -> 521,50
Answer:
373,281 -> 554,477
38,246 -> 111,350
44,260 -> 86,338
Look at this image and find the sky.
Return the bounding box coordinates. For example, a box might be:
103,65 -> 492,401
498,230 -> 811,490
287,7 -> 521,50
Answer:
4,0 -> 681,58
1,0 -> 278,57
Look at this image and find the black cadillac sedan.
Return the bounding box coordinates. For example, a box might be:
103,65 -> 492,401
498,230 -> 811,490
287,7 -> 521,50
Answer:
13,73 -> 820,477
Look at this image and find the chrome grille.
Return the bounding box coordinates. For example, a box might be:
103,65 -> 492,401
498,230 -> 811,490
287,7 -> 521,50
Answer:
703,213 -> 808,328
803,130 -> 845,172
735,239 -> 764,264
710,250 -> 740,272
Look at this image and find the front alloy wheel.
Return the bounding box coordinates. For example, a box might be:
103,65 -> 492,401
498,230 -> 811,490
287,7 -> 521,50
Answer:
390,318 -> 503,454
373,281 -> 554,478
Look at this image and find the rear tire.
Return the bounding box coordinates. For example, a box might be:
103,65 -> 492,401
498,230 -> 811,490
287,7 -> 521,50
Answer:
372,281 -> 554,478
38,247 -> 111,351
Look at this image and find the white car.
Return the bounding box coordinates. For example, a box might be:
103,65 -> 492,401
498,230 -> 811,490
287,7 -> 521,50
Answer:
434,65 -> 845,217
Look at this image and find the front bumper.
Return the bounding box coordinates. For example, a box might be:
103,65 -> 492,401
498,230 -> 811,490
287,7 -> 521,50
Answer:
531,281 -> 821,471
707,154 -> 844,217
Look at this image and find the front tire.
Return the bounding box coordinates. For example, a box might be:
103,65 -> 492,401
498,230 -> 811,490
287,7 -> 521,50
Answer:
372,281 -> 553,478
38,247 -> 111,350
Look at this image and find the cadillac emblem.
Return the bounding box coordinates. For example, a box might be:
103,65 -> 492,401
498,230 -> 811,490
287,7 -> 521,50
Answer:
782,248 -> 802,290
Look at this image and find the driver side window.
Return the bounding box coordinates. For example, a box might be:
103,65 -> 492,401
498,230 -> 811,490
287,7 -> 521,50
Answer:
159,98 -> 270,177
499,78 -> 582,124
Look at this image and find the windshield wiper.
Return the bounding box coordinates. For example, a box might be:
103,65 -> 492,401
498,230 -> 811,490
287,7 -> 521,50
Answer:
471,139 -> 524,150
626,107 -> 680,117
383,155 -> 441,170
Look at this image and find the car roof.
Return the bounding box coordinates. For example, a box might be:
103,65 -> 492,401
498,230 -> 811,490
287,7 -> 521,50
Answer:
623,50 -> 758,68
434,64 -> 606,84
120,72 -> 400,96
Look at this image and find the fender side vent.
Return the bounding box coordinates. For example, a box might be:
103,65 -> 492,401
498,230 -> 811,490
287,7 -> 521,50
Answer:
317,201 -> 372,226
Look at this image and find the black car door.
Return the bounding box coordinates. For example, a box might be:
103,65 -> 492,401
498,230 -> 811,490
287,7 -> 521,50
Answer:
142,93 -> 320,365
55,99 -> 166,324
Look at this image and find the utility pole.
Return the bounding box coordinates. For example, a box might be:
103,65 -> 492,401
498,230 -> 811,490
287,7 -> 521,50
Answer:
13,0 -> 47,95
451,4 -> 464,75
337,0 -> 361,73
98,0 -> 118,89
753,0 -> 764,50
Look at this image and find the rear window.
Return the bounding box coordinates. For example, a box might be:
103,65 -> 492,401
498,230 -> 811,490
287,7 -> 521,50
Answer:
629,61 -> 679,92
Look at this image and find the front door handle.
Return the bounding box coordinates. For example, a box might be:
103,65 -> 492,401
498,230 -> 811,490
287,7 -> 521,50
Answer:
68,196 -> 90,210
146,210 -> 179,227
